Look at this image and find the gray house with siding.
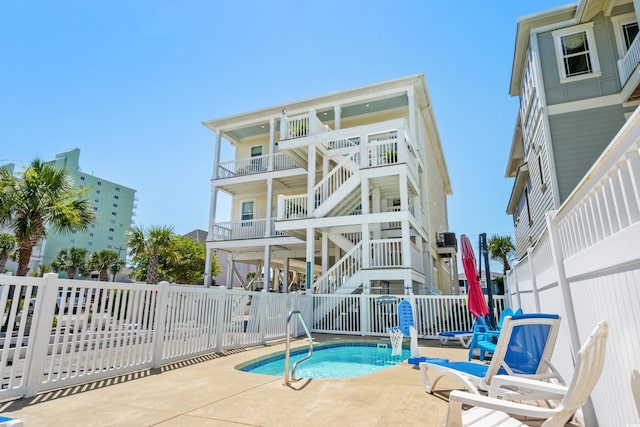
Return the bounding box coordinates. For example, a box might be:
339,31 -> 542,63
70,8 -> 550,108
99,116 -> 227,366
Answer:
506,0 -> 640,258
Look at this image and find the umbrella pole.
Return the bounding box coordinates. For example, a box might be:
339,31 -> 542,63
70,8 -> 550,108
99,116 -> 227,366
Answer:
480,233 -> 496,328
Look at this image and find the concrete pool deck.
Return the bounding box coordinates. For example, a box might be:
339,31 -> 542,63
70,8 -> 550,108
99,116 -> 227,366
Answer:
0,335 -> 580,426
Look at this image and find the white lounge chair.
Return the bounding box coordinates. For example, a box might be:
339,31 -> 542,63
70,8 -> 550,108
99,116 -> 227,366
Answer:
420,314 -> 563,396
445,319 -> 608,427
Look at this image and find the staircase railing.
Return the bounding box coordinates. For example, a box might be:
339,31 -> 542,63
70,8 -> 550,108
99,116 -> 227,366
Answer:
314,150 -> 361,210
313,242 -> 362,294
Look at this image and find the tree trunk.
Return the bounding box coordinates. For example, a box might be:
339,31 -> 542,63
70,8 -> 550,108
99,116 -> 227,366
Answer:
68,266 -> 76,280
0,255 -> 8,272
148,255 -> 158,284
16,242 -> 34,276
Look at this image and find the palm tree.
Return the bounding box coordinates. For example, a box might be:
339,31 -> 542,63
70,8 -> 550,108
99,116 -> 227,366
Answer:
109,258 -> 125,282
127,225 -> 177,284
88,249 -> 120,281
0,160 -> 95,276
0,232 -> 16,272
50,247 -> 89,279
487,234 -> 516,275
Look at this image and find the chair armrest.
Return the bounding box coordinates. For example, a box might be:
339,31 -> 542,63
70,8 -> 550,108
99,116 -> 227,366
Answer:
449,390 -> 557,419
489,374 -> 568,399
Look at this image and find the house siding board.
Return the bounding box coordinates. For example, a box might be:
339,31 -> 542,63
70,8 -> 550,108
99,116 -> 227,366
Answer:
538,12 -> 622,106
549,104 -> 626,201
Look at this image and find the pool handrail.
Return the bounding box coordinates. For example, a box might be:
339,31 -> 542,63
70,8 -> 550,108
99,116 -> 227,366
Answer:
284,310 -> 313,385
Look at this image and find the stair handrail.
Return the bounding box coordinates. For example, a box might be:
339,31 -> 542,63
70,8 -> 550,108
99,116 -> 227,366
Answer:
312,241 -> 362,294
284,310 -> 313,385
314,150 -> 360,209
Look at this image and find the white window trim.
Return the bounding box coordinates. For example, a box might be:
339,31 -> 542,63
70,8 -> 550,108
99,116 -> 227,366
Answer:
611,12 -> 638,58
552,22 -> 602,83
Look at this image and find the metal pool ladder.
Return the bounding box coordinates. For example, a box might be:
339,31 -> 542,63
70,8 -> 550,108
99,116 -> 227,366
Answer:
284,310 -> 313,385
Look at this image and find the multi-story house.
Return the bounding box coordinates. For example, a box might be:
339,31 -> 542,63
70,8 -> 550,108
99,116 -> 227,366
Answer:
506,0 -> 640,258
203,74 -> 457,295
42,149 -> 136,275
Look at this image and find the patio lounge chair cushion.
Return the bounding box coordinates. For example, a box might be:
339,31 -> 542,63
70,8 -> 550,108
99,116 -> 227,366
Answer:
420,313 -> 563,396
445,320 -> 608,426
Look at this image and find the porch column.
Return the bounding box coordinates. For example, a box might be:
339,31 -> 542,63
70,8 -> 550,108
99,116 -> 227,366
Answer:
402,221 -> 411,270
359,133 -> 368,168
283,257 -> 290,293
334,105 -> 341,130
204,247 -> 213,287
212,129 -> 222,180
635,0 -> 640,24
361,178 -> 370,215
399,169 -> 409,211
263,245 -> 271,292
307,144 -> 316,215
321,232 -> 329,275
265,177 -> 273,237
226,254 -> 234,289
308,109 -> 317,134
306,227 -> 315,294
268,117 -> 275,171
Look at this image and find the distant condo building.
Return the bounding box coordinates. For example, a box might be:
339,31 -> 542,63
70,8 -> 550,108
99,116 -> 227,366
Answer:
6,149 -> 137,277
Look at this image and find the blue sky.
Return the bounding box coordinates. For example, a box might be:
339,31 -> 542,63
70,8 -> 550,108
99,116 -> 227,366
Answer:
0,1 -> 570,263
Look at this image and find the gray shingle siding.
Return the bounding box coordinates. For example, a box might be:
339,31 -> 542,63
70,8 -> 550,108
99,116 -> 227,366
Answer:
549,104 -> 626,201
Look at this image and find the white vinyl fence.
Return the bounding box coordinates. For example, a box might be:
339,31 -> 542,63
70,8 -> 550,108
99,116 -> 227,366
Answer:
506,107 -> 640,427
0,272 -> 504,402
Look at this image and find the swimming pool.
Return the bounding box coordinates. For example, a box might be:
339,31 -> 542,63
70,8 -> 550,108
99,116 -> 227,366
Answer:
237,342 -> 410,379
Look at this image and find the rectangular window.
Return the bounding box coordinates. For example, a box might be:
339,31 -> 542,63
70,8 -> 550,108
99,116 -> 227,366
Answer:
241,201 -> 254,225
108,236 -> 114,241
613,13 -> 639,57
113,203 -> 118,207
80,176 -> 85,181
89,233 -> 94,237
97,181 -> 102,186
112,212 -> 117,216
525,188 -> 532,225
115,187 -> 120,191
553,23 -> 600,82
561,32 -> 592,76
538,156 -> 544,186
250,146 -> 263,171
622,22 -> 639,49
109,228 -> 114,232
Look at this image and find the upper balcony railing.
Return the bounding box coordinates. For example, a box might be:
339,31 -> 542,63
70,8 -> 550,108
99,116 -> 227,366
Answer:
216,153 -> 300,179
618,35 -> 640,88
210,218 -> 286,241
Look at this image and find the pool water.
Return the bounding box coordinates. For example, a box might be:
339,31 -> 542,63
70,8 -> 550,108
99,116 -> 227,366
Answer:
238,343 -> 411,379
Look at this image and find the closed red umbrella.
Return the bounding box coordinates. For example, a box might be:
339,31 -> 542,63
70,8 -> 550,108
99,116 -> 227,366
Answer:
460,234 -> 488,318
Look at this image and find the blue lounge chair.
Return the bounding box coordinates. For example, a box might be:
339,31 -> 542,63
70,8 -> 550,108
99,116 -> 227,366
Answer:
420,313 -> 563,395
439,317 -> 485,348
467,308 -> 518,361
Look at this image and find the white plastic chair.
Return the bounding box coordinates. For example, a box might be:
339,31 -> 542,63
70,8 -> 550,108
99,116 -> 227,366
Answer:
445,320 -> 608,427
